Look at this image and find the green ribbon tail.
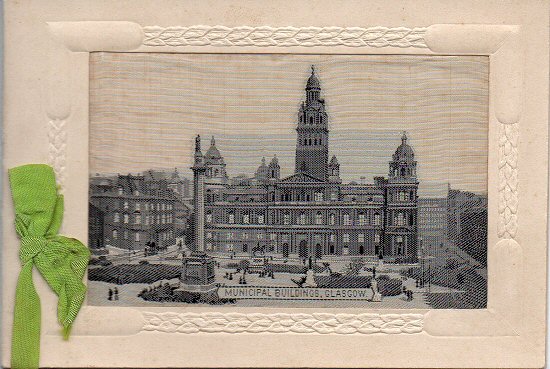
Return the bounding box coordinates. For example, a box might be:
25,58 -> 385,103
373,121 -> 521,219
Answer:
8,164 -> 90,369
11,262 -> 41,369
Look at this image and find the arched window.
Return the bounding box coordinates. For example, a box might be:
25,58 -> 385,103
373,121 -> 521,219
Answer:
396,236 -> 404,255
298,212 -> 307,225
206,211 -> 212,223
315,212 -> 323,225
243,213 -> 250,224
373,213 -> 381,226
396,213 -> 405,226
329,213 -> 336,225
308,138 -> 312,145
228,212 -> 235,224
358,212 -> 366,225
310,116 -> 314,124
314,138 -> 318,145
112,230 -> 118,239
283,212 -> 290,225
258,214 -> 265,224
113,212 -> 120,223
343,213 -> 351,225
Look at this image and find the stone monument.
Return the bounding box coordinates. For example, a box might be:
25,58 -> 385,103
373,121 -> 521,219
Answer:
175,135 -> 218,300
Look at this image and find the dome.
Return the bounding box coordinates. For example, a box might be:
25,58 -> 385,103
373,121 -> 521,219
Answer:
204,136 -> 222,159
306,65 -> 320,89
258,157 -> 267,168
269,155 -> 279,166
205,145 -> 221,159
204,136 -> 225,166
393,132 -> 414,160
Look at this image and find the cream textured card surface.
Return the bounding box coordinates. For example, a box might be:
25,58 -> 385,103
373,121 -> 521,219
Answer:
2,0 -> 548,367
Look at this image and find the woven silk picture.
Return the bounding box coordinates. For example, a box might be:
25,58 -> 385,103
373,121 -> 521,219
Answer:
88,53 -> 488,309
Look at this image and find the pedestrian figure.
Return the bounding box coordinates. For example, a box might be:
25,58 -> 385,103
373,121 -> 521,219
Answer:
114,287 -> 119,301
108,288 -> 113,301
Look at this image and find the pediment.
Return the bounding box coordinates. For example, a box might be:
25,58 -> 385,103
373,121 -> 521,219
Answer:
280,172 -> 325,183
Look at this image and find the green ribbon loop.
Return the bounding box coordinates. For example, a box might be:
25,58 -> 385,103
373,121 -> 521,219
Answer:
9,164 -> 90,369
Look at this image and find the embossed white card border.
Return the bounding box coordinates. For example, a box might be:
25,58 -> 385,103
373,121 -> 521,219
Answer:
2,1 -> 547,368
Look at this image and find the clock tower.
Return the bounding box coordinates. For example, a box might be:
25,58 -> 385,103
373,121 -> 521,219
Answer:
294,66 -> 329,181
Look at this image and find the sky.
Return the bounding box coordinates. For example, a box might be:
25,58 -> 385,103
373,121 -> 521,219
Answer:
90,53 -> 489,197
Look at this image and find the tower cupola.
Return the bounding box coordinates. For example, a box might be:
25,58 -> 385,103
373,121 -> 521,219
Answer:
204,135 -> 228,183
268,155 -> 280,180
389,132 -> 417,179
328,155 -> 341,183
295,65 -> 330,181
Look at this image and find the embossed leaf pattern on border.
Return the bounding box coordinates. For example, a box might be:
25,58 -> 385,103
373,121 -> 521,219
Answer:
142,26 -> 429,48
498,123 -> 518,239
142,312 -> 424,334
48,118 -> 67,189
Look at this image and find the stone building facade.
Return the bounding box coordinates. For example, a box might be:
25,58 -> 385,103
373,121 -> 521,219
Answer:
191,67 -> 419,261
418,197 -> 448,258
446,186 -> 488,265
89,174 -> 177,251
447,186 -> 488,244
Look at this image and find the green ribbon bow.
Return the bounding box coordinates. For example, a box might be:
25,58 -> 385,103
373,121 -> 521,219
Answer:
9,164 -> 90,369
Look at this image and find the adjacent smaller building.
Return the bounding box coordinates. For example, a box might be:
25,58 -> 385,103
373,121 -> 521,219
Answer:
458,208 -> 488,265
447,186 -> 488,265
89,174 -> 178,251
418,198 -> 448,258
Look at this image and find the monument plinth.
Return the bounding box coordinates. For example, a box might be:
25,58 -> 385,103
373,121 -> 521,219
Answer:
178,251 -> 216,293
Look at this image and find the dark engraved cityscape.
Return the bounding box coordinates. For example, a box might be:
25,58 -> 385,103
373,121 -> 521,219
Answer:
88,58 -> 488,308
